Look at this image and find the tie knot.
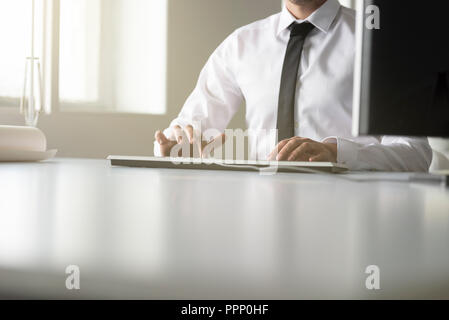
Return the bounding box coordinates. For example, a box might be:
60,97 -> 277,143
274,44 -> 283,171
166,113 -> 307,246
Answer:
289,22 -> 315,38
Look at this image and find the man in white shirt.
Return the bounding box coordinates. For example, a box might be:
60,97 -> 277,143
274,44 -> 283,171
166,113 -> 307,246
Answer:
154,0 -> 433,172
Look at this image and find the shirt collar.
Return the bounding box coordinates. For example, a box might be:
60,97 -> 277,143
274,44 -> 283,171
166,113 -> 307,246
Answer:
277,0 -> 341,36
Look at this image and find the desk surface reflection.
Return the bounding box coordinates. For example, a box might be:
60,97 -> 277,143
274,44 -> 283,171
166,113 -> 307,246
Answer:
0,159 -> 448,299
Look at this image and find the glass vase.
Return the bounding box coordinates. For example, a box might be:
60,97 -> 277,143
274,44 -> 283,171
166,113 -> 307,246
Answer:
20,57 -> 43,127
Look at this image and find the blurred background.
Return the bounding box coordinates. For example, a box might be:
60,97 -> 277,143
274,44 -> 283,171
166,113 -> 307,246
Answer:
0,0 -> 448,167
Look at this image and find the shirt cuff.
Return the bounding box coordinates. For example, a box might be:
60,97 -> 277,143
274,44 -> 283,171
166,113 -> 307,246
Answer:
322,136 -> 359,167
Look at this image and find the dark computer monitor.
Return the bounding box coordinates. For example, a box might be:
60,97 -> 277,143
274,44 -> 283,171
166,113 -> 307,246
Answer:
353,0 -> 449,138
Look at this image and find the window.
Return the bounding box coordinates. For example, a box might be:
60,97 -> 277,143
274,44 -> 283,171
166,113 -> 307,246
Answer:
0,0 -> 168,114
0,0 -> 43,107
59,0 -> 167,113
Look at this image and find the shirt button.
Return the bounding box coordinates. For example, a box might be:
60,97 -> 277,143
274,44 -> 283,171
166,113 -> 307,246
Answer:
294,121 -> 299,129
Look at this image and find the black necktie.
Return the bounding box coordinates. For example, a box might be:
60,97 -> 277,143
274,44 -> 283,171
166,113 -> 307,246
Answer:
277,22 -> 315,142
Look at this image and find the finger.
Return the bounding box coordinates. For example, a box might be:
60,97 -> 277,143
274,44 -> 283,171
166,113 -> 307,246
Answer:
268,139 -> 291,160
168,142 -> 184,158
277,139 -> 304,161
183,125 -> 202,157
213,133 -> 226,144
155,131 -> 177,157
155,131 -> 169,145
309,153 -> 329,162
288,142 -> 316,161
202,133 -> 226,158
173,125 -> 184,144
184,125 -> 194,144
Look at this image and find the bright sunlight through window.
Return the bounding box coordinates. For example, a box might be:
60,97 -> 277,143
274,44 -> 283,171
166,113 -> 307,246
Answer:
0,0 -> 42,104
59,0 -> 167,114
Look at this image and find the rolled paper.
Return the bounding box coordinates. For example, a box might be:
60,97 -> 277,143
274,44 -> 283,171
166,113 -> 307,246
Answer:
0,126 -> 47,152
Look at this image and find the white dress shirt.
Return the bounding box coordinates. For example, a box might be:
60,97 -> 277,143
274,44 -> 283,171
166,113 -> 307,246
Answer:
156,0 -> 432,172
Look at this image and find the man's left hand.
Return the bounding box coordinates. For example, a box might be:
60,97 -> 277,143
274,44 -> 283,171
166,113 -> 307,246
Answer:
268,137 -> 337,162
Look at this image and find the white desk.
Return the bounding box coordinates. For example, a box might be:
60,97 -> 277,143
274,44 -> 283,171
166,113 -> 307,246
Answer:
0,158 -> 448,299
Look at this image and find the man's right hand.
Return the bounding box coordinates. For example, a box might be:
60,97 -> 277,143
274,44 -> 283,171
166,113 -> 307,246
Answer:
155,125 -> 225,158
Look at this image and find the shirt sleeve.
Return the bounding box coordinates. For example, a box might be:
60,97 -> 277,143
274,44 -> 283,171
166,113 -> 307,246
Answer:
154,32 -> 244,156
323,136 -> 433,172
